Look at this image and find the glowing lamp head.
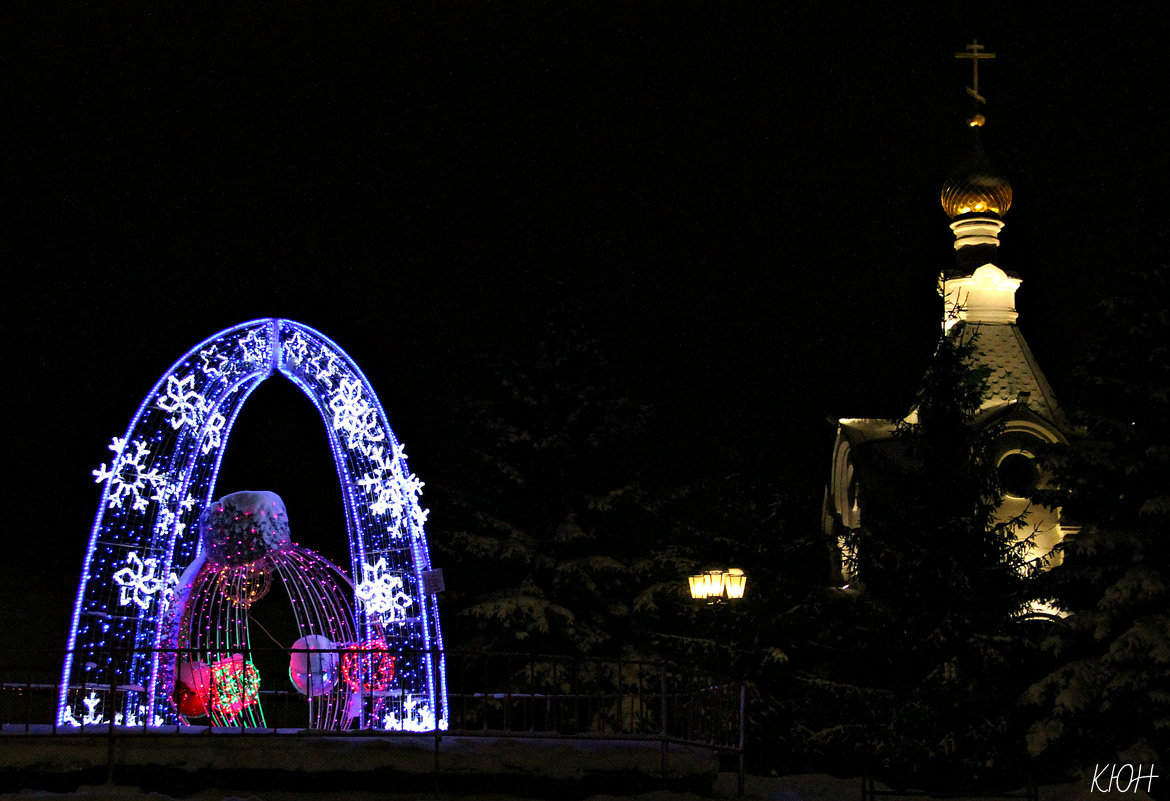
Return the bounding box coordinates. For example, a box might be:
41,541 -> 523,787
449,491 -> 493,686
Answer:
724,568 -> 747,599
688,568 -> 747,602
199,490 -> 293,567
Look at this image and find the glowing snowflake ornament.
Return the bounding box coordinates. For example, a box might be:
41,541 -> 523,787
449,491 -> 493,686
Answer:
68,691 -> 106,726
159,570 -> 181,612
149,481 -> 193,513
358,443 -> 428,528
282,329 -> 311,365
237,327 -> 269,365
200,411 -> 227,454
93,438 -> 167,511
198,346 -> 229,377
329,377 -> 385,452
150,484 -> 194,543
383,695 -> 441,732
157,374 -> 211,430
112,551 -> 166,610
309,350 -> 339,386
355,557 -> 414,620
115,704 -> 148,728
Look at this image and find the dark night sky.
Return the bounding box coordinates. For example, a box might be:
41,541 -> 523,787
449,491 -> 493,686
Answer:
5,4 -> 1164,648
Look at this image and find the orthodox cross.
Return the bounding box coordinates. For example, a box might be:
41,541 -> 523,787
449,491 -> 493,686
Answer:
956,40 -> 995,105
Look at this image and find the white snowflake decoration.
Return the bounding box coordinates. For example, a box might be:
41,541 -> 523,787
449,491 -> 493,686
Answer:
157,373 -> 211,431
65,691 -> 106,726
310,350 -> 339,386
355,557 -> 414,620
114,704 -> 148,728
382,695 -> 441,732
200,410 -> 227,454
150,480 -> 196,517
198,346 -> 229,377
329,377 -> 384,452
237,328 -> 269,365
93,438 -> 168,511
151,505 -> 187,544
358,444 -> 429,530
282,329 -> 310,365
159,569 -> 181,612
112,551 -> 166,610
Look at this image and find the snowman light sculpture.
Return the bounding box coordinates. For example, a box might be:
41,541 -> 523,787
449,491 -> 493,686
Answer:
168,490 -> 394,730
59,320 -> 447,731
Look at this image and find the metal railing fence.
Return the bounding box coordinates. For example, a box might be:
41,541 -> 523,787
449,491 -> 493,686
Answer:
2,648 -> 743,755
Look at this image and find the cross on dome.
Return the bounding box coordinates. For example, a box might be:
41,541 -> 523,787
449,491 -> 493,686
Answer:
956,40 -> 996,105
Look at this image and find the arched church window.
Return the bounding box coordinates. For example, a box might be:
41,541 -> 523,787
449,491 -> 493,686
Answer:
997,450 -> 1040,498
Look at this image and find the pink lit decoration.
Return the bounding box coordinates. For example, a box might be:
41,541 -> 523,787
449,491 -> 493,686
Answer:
172,491 -> 360,728
341,639 -> 396,693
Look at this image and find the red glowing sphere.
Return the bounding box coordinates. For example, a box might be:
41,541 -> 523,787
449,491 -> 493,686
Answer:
172,681 -> 207,717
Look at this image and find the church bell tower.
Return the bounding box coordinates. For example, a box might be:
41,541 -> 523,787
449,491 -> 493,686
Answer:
822,43 -> 1074,606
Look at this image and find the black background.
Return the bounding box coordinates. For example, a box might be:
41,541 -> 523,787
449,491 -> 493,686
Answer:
5,3 -> 1163,650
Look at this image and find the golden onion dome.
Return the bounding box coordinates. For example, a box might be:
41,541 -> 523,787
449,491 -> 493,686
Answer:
941,132 -> 1012,219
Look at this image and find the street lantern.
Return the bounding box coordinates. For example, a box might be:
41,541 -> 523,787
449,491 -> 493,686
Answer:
687,573 -> 709,599
723,568 -> 747,599
687,568 -> 747,603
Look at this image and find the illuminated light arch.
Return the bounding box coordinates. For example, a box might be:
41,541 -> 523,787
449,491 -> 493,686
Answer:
58,319 -> 447,730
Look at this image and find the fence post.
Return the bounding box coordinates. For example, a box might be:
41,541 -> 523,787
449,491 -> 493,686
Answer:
737,683 -> 746,797
105,659 -> 117,784
433,686 -> 442,799
659,662 -> 668,788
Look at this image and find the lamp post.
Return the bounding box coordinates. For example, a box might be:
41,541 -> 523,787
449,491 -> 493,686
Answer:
687,568 -> 749,683
687,568 -> 747,603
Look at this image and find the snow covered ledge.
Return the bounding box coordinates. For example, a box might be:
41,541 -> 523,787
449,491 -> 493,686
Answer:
0,733 -> 719,798
941,263 -> 1021,331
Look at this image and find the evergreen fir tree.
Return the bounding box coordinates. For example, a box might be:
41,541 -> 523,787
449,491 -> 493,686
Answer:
1025,265 -> 1169,773
787,327 -> 1044,791
637,465 -> 793,677
429,314 -> 798,692
430,322 -> 668,658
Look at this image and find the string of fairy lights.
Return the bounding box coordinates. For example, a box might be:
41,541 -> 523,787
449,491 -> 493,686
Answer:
58,319 -> 447,731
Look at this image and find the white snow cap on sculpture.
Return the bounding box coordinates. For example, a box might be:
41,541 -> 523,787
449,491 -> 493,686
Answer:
199,490 -> 293,566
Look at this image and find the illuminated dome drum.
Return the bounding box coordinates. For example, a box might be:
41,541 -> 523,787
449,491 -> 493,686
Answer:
58,320 -> 447,731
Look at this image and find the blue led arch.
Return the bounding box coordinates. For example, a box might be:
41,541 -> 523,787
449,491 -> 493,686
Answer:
58,319 -> 447,729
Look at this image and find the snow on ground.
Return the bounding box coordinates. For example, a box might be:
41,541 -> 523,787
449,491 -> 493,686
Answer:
0,773 -> 1156,801
1,731 -> 1155,801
